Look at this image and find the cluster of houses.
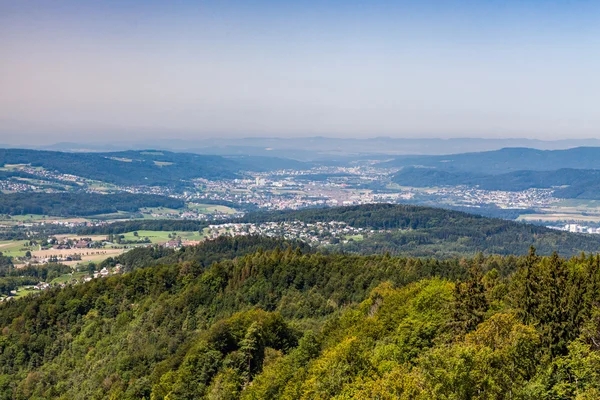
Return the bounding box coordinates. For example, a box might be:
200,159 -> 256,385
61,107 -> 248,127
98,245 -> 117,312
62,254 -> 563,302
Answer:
163,238 -> 182,248
32,264 -> 124,293
50,237 -> 95,250
206,220 -> 368,245
90,264 -> 123,279
33,282 -> 52,290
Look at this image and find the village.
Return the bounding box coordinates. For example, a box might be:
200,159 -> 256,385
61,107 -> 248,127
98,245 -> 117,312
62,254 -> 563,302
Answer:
206,220 -> 368,245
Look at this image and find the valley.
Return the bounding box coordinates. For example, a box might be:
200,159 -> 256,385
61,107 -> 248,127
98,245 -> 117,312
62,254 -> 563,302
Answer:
3,149 -> 600,398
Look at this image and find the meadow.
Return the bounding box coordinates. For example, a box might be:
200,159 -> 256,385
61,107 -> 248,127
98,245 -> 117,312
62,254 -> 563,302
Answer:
119,230 -> 204,243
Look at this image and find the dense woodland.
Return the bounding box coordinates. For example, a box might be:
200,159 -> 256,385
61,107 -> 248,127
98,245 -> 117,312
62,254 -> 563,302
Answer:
0,236 -> 599,399
241,204 -> 600,256
0,192 -> 184,217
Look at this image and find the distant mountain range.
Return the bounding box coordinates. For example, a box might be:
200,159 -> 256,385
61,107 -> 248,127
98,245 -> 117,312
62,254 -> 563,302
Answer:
382,147 -> 600,174
6,137 -> 600,160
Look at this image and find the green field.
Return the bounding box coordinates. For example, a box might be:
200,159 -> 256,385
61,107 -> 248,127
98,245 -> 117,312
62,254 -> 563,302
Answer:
13,287 -> 38,299
344,234 -> 364,242
120,230 -> 204,244
551,199 -> 600,208
0,215 -> 92,227
86,182 -> 120,192
137,207 -> 183,219
187,203 -> 238,215
0,164 -> 29,170
51,271 -> 89,284
0,240 -> 32,257
1,214 -> 55,222
88,211 -> 134,221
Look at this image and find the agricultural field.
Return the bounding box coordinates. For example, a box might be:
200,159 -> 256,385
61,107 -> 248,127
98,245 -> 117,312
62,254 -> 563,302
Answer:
0,240 -> 32,257
86,181 -> 120,192
344,234 -> 364,241
50,271 -> 89,284
0,164 -> 30,170
12,287 -> 37,299
54,234 -> 108,242
517,199 -> 600,224
187,203 -> 238,215
137,207 -> 183,219
87,211 -> 136,221
29,248 -> 125,267
551,199 -> 600,209
0,214 -> 90,226
120,230 -> 205,244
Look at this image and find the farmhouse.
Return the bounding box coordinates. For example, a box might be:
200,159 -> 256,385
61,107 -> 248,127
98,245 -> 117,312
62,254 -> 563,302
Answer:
75,240 -> 90,249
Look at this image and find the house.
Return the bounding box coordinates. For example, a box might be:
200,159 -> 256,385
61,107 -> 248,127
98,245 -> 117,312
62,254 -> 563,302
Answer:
34,282 -> 51,290
164,239 -> 181,248
75,240 -> 90,249
93,267 -> 110,278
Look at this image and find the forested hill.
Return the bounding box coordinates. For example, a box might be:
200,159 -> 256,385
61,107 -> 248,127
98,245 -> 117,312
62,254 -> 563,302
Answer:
240,203 -> 600,256
380,146 -> 600,174
241,203 -> 485,228
0,149 -> 310,187
391,167 -> 600,199
1,238 -> 600,398
0,192 -> 184,217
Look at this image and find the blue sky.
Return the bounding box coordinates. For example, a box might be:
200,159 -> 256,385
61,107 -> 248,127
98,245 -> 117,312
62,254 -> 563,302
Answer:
1,0 -> 599,143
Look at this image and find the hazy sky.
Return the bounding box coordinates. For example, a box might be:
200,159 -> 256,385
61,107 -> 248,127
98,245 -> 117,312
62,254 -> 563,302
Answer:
1,0 -> 599,144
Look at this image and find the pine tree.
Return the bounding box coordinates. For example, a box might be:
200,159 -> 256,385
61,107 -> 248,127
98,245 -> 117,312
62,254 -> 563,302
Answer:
451,260 -> 488,336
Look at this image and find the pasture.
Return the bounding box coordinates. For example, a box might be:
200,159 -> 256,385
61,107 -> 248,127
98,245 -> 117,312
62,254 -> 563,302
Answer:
120,230 -> 204,244
187,203 -> 238,215
0,240 -> 31,257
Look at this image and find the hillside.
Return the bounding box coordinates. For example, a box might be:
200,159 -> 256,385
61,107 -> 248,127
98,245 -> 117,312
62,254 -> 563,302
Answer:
240,203 -> 600,257
0,149 -> 310,187
0,238 -> 599,398
0,192 -> 184,217
392,167 -> 600,198
381,146 -> 600,174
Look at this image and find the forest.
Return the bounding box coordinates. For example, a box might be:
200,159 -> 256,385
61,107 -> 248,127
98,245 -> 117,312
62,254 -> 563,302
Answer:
240,204 -> 600,256
0,192 -> 184,217
0,235 -> 599,399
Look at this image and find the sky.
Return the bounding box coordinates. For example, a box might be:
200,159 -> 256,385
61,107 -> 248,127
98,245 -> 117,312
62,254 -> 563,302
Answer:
1,0 -> 599,144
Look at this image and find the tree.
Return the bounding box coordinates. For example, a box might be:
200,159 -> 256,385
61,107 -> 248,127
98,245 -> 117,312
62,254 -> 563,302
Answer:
240,322 -> 265,384
451,261 -> 488,335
